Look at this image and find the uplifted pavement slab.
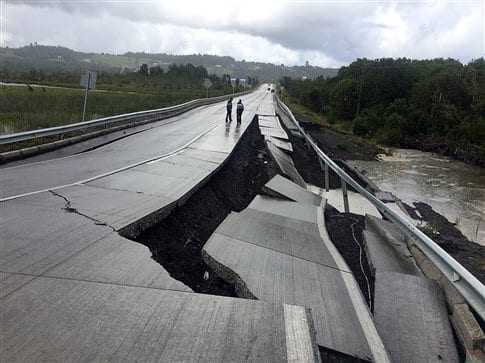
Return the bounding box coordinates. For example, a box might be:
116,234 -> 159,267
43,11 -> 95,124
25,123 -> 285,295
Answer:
374,271 -> 459,362
84,124 -> 253,226
216,210 -> 337,268
248,195 -> 317,224
203,233 -> 377,360
264,136 -> 294,152
265,136 -> 293,152
258,115 -> 280,128
45,232 -> 191,292
260,126 -> 289,140
277,109 -> 300,132
263,175 -> 321,206
364,229 -> 421,276
0,277 -> 321,362
266,142 -> 306,187
87,147 -> 225,199
188,122 -> 250,154
324,189 -> 381,218
364,215 -> 421,276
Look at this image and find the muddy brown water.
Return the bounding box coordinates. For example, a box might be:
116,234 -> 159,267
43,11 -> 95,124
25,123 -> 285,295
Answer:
349,148 -> 485,246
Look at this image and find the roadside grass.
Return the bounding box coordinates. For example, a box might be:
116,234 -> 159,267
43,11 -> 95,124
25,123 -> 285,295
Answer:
280,93 -> 355,134
280,93 -> 377,143
0,85 -> 226,134
282,95 -> 385,158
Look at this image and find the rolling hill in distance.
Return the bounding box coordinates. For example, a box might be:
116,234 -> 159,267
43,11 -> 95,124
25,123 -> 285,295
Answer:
0,44 -> 338,80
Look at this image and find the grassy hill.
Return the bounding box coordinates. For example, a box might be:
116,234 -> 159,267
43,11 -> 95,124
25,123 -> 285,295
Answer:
0,44 -> 338,80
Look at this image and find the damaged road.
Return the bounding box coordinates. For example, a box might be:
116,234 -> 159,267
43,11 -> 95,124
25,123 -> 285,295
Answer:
133,120 -> 278,296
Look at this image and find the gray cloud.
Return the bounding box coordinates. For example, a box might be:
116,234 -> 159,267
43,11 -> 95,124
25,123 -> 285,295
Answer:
5,0 -> 484,67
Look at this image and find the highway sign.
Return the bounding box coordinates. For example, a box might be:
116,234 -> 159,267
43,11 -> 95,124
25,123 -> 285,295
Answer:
80,71 -> 97,90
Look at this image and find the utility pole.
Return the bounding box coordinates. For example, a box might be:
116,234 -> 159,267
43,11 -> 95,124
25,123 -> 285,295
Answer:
82,72 -> 91,122
80,71 -> 96,122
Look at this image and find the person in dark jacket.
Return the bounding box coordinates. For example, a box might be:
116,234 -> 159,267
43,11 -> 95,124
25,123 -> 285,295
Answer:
225,97 -> 233,123
236,99 -> 244,124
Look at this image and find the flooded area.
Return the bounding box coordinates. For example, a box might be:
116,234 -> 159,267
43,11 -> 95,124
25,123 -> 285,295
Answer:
349,149 -> 485,246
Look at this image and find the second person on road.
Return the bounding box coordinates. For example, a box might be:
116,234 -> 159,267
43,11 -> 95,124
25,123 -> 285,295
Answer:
236,99 -> 244,124
225,97 -> 233,123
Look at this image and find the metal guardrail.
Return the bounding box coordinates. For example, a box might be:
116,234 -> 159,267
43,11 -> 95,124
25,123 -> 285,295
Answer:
275,95 -> 485,321
0,90 -> 251,146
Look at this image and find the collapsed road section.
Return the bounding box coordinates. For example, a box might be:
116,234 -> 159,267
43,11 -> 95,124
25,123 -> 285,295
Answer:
0,89 -> 474,362
1,88 -> 323,362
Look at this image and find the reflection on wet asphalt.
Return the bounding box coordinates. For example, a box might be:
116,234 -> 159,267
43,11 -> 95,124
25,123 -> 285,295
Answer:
350,148 -> 485,246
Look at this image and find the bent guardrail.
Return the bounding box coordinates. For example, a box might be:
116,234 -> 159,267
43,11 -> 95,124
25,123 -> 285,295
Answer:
275,95 -> 485,321
0,90 -> 252,147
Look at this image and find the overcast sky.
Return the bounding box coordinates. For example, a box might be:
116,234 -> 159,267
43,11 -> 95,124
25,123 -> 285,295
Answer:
3,0 -> 484,67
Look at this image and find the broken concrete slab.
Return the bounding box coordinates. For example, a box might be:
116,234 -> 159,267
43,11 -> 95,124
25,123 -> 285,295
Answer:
203,234 -> 376,360
451,303 -> 485,353
0,276 -> 321,362
276,109 -> 299,132
363,229 -> 421,276
259,126 -> 288,140
258,116 -> 280,129
215,210 -> 337,268
46,232 -> 191,292
264,136 -> 293,152
248,195 -> 317,224
188,122 -> 249,154
262,175 -> 321,206
365,214 -> 412,245
324,189 -> 381,218
365,215 -> 413,256
266,142 -> 306,188
84,132 -> 255,225
374,271 -> 459,362
176,147 -> 228,165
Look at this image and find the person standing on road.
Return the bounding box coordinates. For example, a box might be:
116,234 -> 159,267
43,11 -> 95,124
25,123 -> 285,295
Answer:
225,97 -> 233,123
236,99 -> 244,124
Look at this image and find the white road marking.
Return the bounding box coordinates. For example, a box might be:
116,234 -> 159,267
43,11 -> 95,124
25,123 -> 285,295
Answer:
284,304 -> 321,363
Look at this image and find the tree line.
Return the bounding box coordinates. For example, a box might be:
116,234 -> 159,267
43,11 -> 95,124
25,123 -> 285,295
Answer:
1,62 -> 257,95
281,58 -> 485,165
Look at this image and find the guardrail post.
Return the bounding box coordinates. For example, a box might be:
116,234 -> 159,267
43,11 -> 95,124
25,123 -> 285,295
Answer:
319,158 -> 330,192
341,178 -> 350,213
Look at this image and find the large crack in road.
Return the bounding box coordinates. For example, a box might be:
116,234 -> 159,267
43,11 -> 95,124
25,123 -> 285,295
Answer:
49,189 -> 117,232
126,119 -> 279,297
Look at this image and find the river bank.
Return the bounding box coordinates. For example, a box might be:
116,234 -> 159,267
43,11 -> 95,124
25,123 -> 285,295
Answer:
283,115 -> 485,286
398,135 -> 485,168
